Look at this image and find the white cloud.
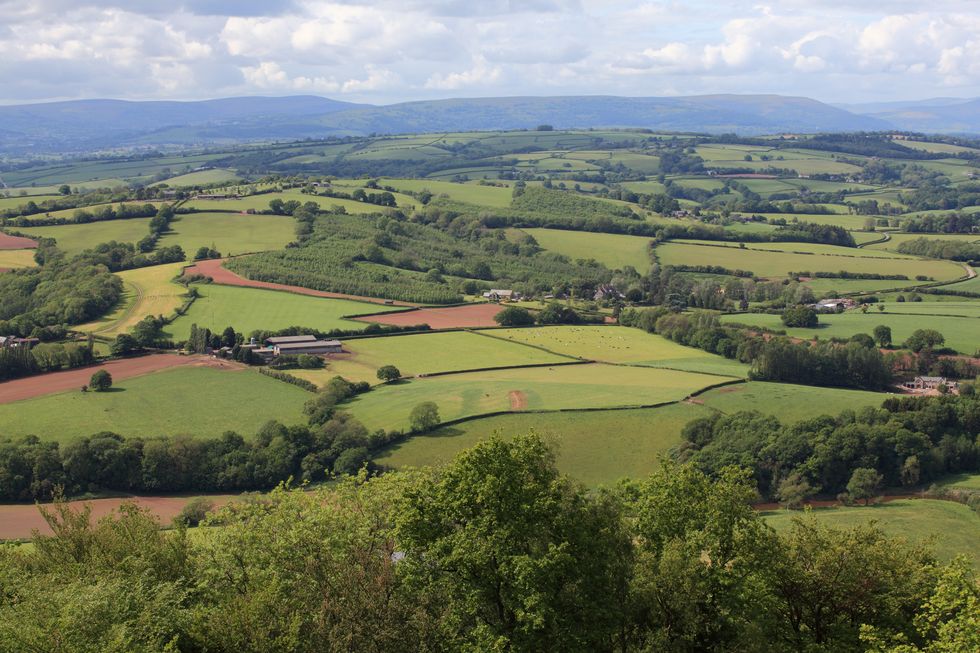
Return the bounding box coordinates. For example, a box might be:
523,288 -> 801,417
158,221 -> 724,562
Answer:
3,1 -> 980,103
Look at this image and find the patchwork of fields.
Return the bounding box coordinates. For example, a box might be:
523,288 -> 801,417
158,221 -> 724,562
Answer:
76,262 -> 188,337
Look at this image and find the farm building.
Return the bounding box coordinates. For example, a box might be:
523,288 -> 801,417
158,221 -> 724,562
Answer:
272,339 -> 342,356
903,376 -> 957,392
813,298 -> 855,312
266,335 -> 318,346
483,289 -> 520,302
0,336 -> 39,349
594,285 -> 624,301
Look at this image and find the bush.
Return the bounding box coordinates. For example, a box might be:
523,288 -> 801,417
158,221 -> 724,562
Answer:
89,369 -> 112,392
494,306 -> 535,327
174,497 -> 215,527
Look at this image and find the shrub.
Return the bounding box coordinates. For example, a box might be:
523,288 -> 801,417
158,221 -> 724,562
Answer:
409,401 -> 440,433
494,306 -> 535,327
376,365 -> 401,383
174,497 -> 215,527
89,370 -> 112,392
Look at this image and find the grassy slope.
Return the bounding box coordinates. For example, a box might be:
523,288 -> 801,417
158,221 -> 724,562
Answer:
18,219 -> 153,255
344,362 -> 734,433
763,500 -> 980,567
167,284 -> 403,340
380,178 -> 513,208
76,262 -> 188,337
0,367 -> 310,442
488,326 -> 751,377
157,212 -> 294,256
377,402 -> 712,486
292,331 -> 573,386
721,311 -> 980,354
522,228 -> 653,272
696,381 -> 887,422
655,241 -> 963,283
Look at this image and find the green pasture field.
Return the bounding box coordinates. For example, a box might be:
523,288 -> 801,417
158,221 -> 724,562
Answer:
720,311 -> 980,354
655,241 -> 964,282
16,218 -> 152,255
379,178 -> 512,208
898,140 -> 980,155
521,228 -> 653,272
608,152 -> 661,174
76,262 -> 188,337
0,367 -> 309,442
620,181 -> 667,195
489,325 -> 751,377
939,473 -> 980,490
167,284 -> 403,341
2,154 -> 227,187
3,180 -> 130,195
183,189 -> 418,214
914,159 -> 980,182
851,231 -> 888,245
872,301 -> 980,318
940,268 -> 980,292
0,250 -> 36,269
802,278 -> 931,295
154,168 -> 241,187
695,381 -> 887,422
672,177 -> 726,191
724,222 -> 778,235
695,146 -> 864,175
291,330 -> 573,386
376,402 -> 713,486
763,500 -> 980,567
344,362 -> 734,433
159,212 -> 294,256
0,194 -> 62,210
865,232 -> 980,253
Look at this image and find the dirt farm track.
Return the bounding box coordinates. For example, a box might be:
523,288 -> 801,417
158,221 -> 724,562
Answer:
0,354 -> 238,404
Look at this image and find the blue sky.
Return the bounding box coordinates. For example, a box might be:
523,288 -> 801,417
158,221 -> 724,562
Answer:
1,1 -> 979,104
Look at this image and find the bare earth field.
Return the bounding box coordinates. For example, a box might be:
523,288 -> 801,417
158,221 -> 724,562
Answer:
0,494 -> 239,540
183,257 -> 417,307
353,303 -> 504,328
0,233 -> 36,249
0,354 -> 237,404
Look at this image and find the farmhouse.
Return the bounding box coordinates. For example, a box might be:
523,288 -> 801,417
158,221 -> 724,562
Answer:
903,376 -> 957,392
483,289 -> 520,302
594,284 -> 624,301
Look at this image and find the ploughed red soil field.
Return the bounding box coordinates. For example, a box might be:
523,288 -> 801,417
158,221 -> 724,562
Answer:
0,233 -> 37,249
353,303 -> 504,329
0,354 -> 238,404
0,494 -> 239,540
184,257 -> 416,306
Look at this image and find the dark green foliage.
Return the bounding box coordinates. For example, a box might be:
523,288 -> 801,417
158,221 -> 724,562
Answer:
493,305 -> 535,326
88,369 -> 112,392
782,305 -> 818,328
682,393 -> 980,499
0,341 -> 94,381
0,257 -> 122,335
536,303 -> 582,324
905,329 -> 945,352
896,237 -> 980,261
376,365 -> 401,382
874,325 -> 893,348
409,401 -> 439,433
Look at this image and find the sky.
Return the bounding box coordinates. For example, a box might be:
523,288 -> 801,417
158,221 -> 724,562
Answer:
1,1 -> 980,105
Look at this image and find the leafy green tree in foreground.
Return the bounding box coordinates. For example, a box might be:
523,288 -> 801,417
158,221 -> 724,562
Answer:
874,324 -> 893,348
88,369 -> 112,392
782,305 -> 818,328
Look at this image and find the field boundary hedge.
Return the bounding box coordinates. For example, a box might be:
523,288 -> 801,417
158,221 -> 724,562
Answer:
412,359 -> 588,380
417,378 -> 746,432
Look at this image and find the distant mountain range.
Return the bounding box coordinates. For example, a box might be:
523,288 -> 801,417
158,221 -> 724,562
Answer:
0,93 -> 977,154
